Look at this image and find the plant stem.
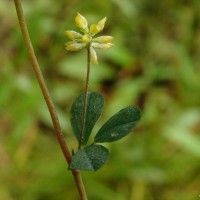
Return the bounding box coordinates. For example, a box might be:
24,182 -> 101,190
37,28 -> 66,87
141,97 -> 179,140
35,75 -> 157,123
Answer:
72,170 -> 88,200
13,0 -> 88,199
79,47 -> 91,149
14,0 -> 71,165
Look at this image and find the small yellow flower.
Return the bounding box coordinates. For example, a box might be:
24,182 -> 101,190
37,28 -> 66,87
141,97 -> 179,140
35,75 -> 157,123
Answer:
65,41 -> 86,51
97,17 -> 107,32
90,24 -> 99,36
65,31 -> 83,40
92,36 -> 114,43
65,13 -> 114,64
82,34 -> 90,43
75,13 -> 88,33
90,47 -> 98,64
91,43 -> 114,50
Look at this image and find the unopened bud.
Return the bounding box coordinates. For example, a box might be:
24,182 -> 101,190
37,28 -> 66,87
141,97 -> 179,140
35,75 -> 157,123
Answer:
92,43 -> 114,50
90,24 -> 99,36
75,13 -> 89,33
82,34 -> 90,43
65,31 -> 83,40
92,36 -> 114,43
65,41 -> 86,51
97,17 -> 107,32
90,47 -> 98,64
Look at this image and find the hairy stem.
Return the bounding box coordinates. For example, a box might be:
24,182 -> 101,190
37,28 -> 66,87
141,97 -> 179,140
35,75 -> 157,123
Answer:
13,0 -> 88,199
79,47 -> 91,149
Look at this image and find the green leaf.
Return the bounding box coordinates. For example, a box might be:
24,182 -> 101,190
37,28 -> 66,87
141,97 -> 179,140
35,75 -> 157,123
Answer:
94,106 -> 141,143
70,92 -> 104,145
69,144 -> 109,171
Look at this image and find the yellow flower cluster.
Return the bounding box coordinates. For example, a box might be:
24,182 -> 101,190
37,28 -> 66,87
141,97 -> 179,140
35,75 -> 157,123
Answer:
65,13 -> 114,64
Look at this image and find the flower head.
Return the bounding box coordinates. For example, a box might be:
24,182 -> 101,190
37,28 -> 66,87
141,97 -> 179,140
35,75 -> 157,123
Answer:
65,13 -> 114,64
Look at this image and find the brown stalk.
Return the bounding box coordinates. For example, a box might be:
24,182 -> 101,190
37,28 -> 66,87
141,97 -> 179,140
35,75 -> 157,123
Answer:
13,0 -> 88,199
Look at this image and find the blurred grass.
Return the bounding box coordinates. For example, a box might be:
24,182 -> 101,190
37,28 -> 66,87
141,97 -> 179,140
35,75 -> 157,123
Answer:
1,0 -> 200,200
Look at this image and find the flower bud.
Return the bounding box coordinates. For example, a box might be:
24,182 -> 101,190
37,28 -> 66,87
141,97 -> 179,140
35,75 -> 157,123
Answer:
92,43 -> 114,50
92,36 -> 114,43
75,13 -> 88,33
65,31 -> 83,40
81,34 -> 90,43
90,47 -> 98,64
65,41 -> 86,51
90,24 -> 99,36
97,17 -> 107,32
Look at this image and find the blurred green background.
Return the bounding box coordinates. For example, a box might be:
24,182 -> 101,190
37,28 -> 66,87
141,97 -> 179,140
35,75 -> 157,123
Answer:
1,0 -> 200,200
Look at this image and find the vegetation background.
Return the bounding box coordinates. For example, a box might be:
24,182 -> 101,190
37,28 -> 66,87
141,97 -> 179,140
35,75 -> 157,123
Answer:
1,0 -> 200,199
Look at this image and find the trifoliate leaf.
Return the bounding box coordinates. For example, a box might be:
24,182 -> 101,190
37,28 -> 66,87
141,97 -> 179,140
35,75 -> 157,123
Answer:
69,144 -> 109,171
70,92 -> 104,145
94,106 -> 141,143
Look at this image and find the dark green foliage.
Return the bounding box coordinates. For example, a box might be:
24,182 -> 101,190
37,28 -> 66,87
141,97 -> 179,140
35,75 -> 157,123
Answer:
69,144 -> 109,171
94,106 -> 141,143
70,92 -> 104,145
70,92 -> 141,170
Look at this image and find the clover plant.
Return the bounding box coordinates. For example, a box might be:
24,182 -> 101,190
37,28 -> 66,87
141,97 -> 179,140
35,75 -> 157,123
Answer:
65,13 -> 141,171
13,1 -> 141,198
